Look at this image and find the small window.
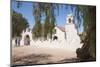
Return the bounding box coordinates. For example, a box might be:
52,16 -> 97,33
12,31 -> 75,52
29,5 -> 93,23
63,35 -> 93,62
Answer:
68,18 -> 71,23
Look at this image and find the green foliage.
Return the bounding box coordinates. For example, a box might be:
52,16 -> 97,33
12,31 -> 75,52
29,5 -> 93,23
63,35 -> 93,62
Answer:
43,4 -> 56,39
32,3 -> 57,40
12,10 -> 29,37
32,3 -> 43,39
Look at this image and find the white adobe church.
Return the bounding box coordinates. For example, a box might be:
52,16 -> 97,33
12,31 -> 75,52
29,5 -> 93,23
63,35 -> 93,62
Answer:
12,14 -> 83,51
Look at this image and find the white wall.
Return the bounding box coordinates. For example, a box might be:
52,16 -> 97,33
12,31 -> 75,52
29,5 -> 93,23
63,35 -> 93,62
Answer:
54,27 -> 65,41
21,29 -> 33,46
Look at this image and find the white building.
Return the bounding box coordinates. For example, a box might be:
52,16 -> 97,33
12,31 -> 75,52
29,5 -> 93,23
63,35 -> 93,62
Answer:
20,28 -> 33,46
52,26 -> 66,41
12,14 -> 83,51
52,14 -> 77,41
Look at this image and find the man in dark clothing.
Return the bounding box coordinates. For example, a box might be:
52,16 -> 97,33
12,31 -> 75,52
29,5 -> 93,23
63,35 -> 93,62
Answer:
15,38 -> 17,46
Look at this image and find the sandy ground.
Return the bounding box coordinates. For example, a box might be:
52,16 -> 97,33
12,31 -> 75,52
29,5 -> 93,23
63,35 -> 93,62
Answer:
12,45 -> 78,66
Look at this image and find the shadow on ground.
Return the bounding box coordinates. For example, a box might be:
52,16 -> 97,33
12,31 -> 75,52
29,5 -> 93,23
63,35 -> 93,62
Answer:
12,53 -> 53,65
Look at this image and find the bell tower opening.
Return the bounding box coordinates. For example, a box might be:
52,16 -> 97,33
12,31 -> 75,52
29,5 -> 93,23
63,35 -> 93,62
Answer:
68,18 -> 72,23
66,14 -> 74,24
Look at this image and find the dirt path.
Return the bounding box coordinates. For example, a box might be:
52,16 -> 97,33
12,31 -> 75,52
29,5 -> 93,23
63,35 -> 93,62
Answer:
12,45 -> 77,66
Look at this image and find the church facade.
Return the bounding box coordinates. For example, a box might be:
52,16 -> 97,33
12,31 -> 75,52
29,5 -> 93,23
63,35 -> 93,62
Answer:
12,14 -> 83,51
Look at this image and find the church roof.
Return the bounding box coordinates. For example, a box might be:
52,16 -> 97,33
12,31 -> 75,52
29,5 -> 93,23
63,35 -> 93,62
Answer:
56,26 -> 65,32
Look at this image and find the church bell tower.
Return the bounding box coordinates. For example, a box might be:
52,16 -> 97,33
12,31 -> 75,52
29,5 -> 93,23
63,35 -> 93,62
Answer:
66,14 -> 74,24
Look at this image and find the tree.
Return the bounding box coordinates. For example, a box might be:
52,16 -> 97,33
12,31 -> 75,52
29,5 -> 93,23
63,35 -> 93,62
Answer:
43,3 -> 57,40
12,10 -> 29,37
32,3 -> 58,40
32,3 -> 43,39
75,6 -> 96,60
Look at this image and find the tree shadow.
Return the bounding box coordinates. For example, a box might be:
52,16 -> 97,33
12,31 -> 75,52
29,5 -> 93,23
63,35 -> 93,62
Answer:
12,53 -> 52,66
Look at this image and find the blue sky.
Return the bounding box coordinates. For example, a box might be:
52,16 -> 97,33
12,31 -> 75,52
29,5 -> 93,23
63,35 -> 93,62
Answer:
11,0 -> 84,33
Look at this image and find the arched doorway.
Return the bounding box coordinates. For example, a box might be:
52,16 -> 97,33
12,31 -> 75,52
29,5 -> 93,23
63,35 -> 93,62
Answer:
53,36 -> 58,40
24,35 -> 30,45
